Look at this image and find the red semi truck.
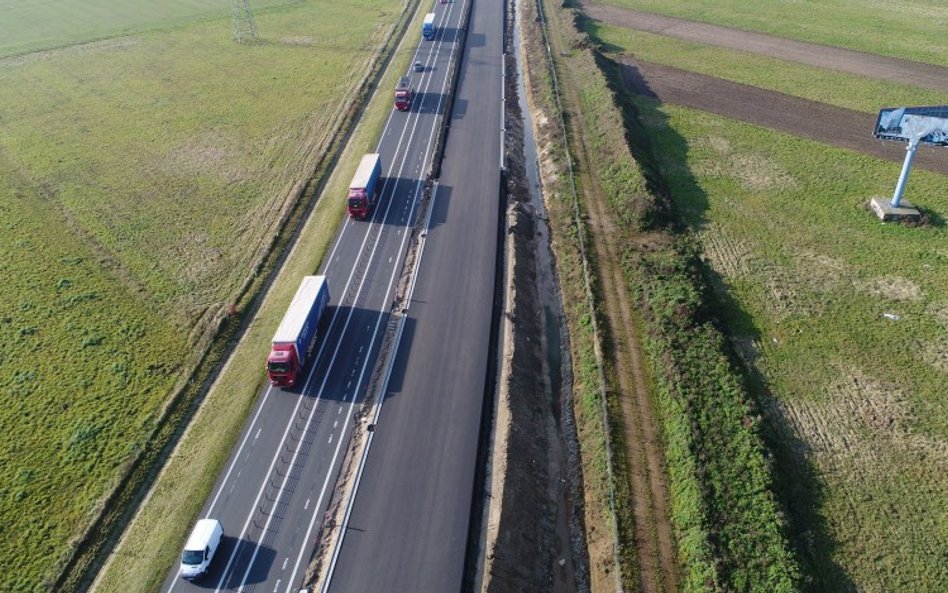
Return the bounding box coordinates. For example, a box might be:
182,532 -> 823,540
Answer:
267,275 -> 330,388
395,76 -> 413,111
347,153 -> 382,219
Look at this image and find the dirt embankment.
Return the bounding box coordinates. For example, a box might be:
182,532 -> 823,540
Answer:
479,2 -> 589,592
487,0 -> 686,592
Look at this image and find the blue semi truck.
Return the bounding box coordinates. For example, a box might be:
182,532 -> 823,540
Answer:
422,12 -> 435,40
267,276 -> 330,387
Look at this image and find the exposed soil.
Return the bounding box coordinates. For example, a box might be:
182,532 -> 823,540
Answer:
479,2 -> 588,592
615,60 -> 948,176
487,3 -> 948,593
582,153 -> 681,593
516,2 -> 681,593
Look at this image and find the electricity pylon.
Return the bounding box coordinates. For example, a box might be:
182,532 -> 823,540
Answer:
232,0 -> 258,43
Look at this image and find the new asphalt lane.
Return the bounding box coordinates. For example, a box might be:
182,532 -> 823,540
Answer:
161,2 -> 471,592
325,0 -> 504,590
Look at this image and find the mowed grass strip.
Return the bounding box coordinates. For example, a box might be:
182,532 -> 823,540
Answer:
0,0 -> 291,57
597,0 -> 948,65
584,22 -> 948,114
638,99 -> 948,592
0,0 -> 404,590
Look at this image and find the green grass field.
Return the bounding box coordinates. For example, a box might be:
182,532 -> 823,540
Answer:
642,101 -> 948,593
584,2 -> 948,591
0,0 -> 292,57
597,0 -> 948,65
586,23 -> 947,114
0,0 -> 403,590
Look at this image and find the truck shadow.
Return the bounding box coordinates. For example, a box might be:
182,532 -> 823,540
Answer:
377,315 -> 417,399
340,175 -> 424,230
431,26 -> 466,43
427,182 -> 451,230
358,176 -> 454,230
409,89 -> 448,114
283,305 -> 393,403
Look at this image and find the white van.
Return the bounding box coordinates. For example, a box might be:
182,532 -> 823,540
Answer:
180,518 -> 223,580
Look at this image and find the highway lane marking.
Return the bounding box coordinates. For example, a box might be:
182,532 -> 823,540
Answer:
310,3 -> 466,587
273,579 -> 281,592
305,498 -> 311,510
254,428 -> 261,440
328,434 -> 334,444
204,2 -> 468,591
319,20 -> 434,270
200,69 -> 429,530
200,384 -> 275,520
282,558 -> 289,570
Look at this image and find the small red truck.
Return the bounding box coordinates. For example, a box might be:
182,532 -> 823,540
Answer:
395,76 -> 413,111
267,276 -> 330,388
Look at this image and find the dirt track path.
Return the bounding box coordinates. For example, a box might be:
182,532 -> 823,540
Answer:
541,7 -> 681,592
584,198 -> 680,593
583,2 -> 948,93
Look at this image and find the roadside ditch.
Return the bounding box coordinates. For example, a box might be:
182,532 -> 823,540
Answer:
477,0 -> 589,591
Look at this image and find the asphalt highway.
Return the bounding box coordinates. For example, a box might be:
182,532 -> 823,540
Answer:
325,0 -> 504,589
160,2 -> 471,592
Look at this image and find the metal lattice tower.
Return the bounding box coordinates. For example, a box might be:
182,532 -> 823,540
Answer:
232,0 -> 258,43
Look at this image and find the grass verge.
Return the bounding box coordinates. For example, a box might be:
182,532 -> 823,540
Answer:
581,2 -> 948,592
624,93 -> 948,593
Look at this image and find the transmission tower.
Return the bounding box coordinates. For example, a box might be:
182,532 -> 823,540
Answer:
232,0 -> 258,43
